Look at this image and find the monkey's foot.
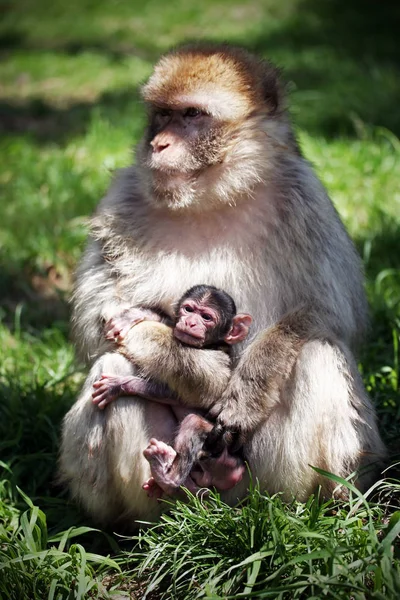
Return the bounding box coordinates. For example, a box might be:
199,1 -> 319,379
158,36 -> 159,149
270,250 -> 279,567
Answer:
143,438 -> 178,495
142,477 -> 164,499
193,449 -> 245,491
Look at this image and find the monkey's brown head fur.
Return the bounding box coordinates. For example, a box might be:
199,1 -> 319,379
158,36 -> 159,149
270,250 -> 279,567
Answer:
142,44 -> 281,120
137,44 -> 294,210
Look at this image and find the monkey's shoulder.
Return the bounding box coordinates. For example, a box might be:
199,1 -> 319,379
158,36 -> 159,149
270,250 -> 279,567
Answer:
89,167 -> 149,243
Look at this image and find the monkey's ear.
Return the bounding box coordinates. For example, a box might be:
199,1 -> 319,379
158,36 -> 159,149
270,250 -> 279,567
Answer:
224,314 -> 252,345
262,64 -> 282,114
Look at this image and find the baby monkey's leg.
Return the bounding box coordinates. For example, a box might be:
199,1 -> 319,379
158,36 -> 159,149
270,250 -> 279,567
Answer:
143,414 -> 245,496
142,414 -> 211,496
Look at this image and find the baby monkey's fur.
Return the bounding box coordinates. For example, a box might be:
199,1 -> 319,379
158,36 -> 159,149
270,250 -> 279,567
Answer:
92,285 -> 251,498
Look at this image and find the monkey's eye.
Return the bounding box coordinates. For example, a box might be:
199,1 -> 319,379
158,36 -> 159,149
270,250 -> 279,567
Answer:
183,107 -> 202,118
202,313 -> 213,322
184,305 -> 194,313
157,108 -> 172,117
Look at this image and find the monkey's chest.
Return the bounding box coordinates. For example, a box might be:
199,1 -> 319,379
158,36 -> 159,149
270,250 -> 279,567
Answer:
115,245 -> 277,333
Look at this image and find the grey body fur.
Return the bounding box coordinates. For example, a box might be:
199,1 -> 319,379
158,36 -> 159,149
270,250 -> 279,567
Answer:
59,45 -> 385,527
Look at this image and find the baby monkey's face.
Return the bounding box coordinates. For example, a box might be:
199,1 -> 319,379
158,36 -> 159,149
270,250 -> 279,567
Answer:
173,299 -> 221,348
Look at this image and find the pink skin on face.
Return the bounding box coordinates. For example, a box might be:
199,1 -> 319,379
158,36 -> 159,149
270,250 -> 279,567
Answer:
173,300 -> 219,347
149,108 -> 211,172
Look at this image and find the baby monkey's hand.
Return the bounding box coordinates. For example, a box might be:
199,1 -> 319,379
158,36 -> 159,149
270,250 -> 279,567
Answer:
104,307 -> 162,343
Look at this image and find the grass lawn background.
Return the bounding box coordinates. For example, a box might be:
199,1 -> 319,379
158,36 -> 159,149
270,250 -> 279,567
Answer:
0,0 -> 399,598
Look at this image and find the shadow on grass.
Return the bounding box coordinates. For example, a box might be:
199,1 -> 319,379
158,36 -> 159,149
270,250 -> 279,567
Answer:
0,0 -> 399,143
250,0 -> 400,136
256,0 -> 400,64
0,27 -> 158,62
0,88 -> 143,145
0,376 -> 106,535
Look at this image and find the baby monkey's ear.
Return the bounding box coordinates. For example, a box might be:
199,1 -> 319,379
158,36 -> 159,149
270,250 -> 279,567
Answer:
224,314 -> 252,345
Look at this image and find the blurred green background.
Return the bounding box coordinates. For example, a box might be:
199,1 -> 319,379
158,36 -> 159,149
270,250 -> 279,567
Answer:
0,0 -> 399,521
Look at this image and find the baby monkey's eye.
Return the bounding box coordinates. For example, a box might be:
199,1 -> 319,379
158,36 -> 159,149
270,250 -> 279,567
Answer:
184,305 -> 194,312
183,107 -> 202,118
202,313 -> 213,321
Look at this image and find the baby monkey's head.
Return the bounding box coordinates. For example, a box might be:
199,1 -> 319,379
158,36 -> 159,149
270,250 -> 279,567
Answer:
174,284 -> 252,348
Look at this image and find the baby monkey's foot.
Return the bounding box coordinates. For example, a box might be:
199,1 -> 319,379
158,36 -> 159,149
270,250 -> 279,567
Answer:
142,476 -> 164,499
143,439 -> 177,495
143,438 -> 176,470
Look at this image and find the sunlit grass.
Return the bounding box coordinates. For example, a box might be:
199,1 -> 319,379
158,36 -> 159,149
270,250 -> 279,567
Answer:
130,483 -> 400,599
0,0 -> 399,597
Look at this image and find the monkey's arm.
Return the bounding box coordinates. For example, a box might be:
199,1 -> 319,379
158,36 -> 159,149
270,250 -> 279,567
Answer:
92,374 -> 180,409
119,321 -> 232,409
208,308 -> 330,436
71,240 -> 135,361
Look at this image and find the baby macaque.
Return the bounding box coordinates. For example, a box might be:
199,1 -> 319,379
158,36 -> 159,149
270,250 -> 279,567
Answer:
92,284 -> 252,498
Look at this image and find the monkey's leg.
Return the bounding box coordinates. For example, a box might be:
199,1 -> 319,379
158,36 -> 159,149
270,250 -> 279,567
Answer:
59,352 -> 178,527
192,449 -> 246,491
223,340 -> 386,503
143,438 -> 204,497
92,374 -> 179,409
167,414 -> 214,487
143,439 -> 180,496
143,415 -> 213,495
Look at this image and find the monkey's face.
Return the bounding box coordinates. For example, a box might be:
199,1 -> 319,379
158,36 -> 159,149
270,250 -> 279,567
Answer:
146,106 -> 225,175
137,45 -> 289,210
174,299 -> 220,348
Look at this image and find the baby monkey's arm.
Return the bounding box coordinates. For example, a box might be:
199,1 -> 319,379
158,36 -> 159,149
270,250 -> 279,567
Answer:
92,374 -> 179,410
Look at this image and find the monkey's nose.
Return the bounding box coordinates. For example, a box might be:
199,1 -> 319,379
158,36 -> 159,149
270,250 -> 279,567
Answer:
151,141 -> 170,153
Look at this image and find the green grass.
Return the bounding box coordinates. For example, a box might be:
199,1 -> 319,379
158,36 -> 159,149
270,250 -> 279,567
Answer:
130,483 -> 400,599
0,0 -> 399,598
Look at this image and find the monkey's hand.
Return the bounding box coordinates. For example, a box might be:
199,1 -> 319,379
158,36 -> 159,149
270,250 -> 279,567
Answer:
207,378 -> 269,446
104,307 -> 162,343
92,374 -> 134,409
203,422 -> 243,455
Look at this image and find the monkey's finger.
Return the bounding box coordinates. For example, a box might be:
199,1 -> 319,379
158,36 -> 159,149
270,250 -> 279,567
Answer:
92,381 -> 106,389
92,387 -> 105,398
205,403 -> 223,421
92,385 -> 109,397
92,388 -> 116,406
227,430 -> 245,453
116,318 -> 145,342
97,394 -> 119,409
104,319 -> 119,334
92,391 -> 108,404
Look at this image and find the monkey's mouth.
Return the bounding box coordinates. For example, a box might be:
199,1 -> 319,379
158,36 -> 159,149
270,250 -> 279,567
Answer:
149,163 -> 200,181
174,329 -> 204,347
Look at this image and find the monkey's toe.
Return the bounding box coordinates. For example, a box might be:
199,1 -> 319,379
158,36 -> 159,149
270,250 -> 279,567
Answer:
143,438 -> 176,467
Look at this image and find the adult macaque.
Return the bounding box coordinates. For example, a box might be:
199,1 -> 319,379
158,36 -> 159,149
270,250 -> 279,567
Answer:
91,285 -> 252,498
59,44 -> 386,528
